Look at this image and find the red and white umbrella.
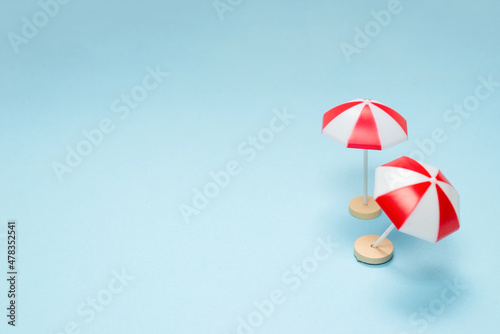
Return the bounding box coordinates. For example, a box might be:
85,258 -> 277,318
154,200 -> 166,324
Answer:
322,98 -> 408,150
322,99 -> 407,217
372,156 -> 460,247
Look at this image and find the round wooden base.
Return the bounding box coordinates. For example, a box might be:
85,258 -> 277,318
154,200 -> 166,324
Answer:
354,234 -> 393,265
349,196 -> 382,220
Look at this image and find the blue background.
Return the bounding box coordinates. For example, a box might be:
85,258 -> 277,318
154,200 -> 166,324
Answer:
0,0 -> 499,333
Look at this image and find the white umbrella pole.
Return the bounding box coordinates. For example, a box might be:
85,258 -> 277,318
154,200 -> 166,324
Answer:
372,224 -> 395,248
363,149 -> 368,205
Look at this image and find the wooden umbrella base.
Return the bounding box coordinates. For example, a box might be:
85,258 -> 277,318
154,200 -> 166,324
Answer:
349,196 -> 382,220
354,234 -> 393,265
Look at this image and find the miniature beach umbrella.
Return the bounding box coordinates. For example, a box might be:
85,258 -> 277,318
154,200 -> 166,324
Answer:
353,156 -> 460,264
322,99 -> 408,219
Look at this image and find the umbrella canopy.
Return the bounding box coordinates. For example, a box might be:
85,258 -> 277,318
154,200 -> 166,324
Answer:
322,98 -> 408,150
374,156 -> 460,243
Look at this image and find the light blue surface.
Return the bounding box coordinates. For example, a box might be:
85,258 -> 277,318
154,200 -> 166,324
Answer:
1,0 -> 499,333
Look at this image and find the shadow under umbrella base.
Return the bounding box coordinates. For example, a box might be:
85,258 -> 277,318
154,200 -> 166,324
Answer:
354,234 -> 393,265
349,196 -> 382,220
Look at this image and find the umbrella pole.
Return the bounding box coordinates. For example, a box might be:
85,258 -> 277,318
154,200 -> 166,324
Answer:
363,149 -> 368,206
372,224 -> 395,248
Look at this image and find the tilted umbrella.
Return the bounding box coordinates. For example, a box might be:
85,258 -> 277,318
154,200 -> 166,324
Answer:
322,98 -> 408,219
353,156 -> 460,264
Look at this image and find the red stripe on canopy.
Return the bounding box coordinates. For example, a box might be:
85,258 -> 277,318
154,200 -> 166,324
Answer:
436,170 -> 452,185
436,184 -> 460,242
382,156 -> 432,178
372,102 -> 408,135
322,101 -> 363,131
347,104 -> 382,150
375,181 -> 432,229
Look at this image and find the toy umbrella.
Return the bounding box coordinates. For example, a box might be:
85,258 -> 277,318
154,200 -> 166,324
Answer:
322,99 -> 408,219
353,156 -> 460,264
